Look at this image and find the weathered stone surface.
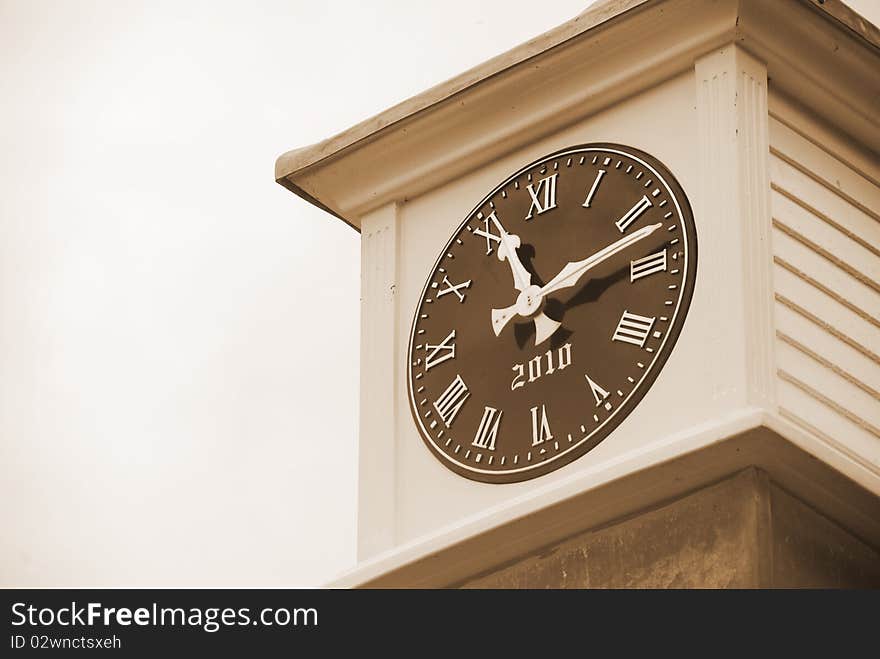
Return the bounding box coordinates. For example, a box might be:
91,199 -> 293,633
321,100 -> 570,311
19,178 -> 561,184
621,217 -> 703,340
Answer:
770,484 -> 880,588
461,468 -> 879,588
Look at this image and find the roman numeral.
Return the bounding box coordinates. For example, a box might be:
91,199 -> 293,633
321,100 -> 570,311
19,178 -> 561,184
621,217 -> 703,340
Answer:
612,311 -> 656,348
433,374 -> 470,427
582,169 -> 606,208
436,275 -> 471,302
585,374 -> 610,407
530,404 -> 553,446
525,173 -> 558,220
630,250 -> 667,281
473,211 -> 503,254
424,330 -> 456,370
615,195 -> 652,232
472,406 -> 502,451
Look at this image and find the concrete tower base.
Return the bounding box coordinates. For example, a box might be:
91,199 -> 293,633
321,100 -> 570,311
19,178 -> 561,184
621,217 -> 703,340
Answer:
464,468 -> 880,588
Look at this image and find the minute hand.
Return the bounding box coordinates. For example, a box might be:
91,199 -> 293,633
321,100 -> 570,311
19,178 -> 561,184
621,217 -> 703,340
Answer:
489,222 -> 665,342
539,223 -> 663,297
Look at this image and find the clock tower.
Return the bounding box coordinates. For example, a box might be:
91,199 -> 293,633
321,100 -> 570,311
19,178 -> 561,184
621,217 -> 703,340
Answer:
276,0 -> 880,587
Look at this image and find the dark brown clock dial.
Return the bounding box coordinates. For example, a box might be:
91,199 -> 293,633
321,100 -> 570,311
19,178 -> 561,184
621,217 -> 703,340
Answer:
406,143 -> 697,483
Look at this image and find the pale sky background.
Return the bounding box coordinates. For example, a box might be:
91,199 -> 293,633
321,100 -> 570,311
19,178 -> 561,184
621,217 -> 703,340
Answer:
2,0 -> 877,587
0,0 -> 594,586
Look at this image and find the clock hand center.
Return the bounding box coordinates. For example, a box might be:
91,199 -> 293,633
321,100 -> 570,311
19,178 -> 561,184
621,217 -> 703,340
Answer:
491,285 -> 543,337
515,284 -> 543,317
490,222 -> 663,341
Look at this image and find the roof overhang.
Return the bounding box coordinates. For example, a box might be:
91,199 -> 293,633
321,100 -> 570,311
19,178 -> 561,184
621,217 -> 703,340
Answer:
275,0 -> 880,231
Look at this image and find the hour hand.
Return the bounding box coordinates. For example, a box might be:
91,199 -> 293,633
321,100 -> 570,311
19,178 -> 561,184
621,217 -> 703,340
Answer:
490,214 -> 531,293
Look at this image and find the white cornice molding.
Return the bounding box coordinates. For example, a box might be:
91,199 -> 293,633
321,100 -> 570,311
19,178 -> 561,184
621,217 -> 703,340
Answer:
275,0 -> 652,183
275,0 -> 880,232
737,0 -> 879,161
328,408 -> 880,587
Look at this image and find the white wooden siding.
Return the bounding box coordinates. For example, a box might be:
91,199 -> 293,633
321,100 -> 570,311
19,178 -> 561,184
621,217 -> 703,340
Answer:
768,104 -> 880,470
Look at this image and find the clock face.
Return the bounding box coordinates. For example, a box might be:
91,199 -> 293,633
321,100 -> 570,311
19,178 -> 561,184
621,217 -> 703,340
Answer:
406,143 -> 697,483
